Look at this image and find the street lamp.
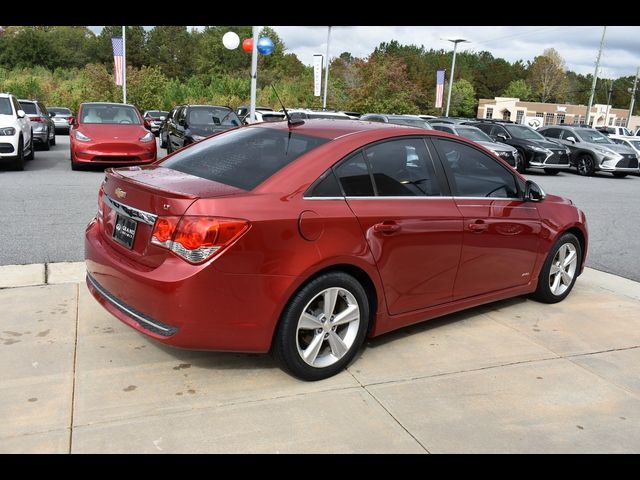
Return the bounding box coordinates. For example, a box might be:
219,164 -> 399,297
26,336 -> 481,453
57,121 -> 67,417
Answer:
445,38 -> 469,117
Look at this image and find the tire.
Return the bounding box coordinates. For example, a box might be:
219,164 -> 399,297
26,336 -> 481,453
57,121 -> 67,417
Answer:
272,272 -> 370,381
25,132 -> 34,161
50,130 -> 56,146
166,136 -> 172,153
613,172 -> 628,178
544,169 -> 560,175
70,149 -> 82,171
576,154 -> 594,176
532,233 -> 581,304
160,133 -> 167,148
13,137 -> 25,171
42,129 -> 50,151
515,148 -> 527,173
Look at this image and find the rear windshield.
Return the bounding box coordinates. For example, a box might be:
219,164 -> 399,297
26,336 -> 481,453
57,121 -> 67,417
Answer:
145,111 -> 168,118
19,102 -> 38,114
161,127 -> 329,190
388,117 -> 432,129
0,98 -> 12,115
49,108 -> 71,115
81,104 -> 141,125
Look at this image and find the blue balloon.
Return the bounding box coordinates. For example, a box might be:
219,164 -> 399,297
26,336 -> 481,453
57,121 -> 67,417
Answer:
257,37 -> 274,55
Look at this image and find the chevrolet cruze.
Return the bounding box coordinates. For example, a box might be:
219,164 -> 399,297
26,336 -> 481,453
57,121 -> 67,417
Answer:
85,120 -> 588,380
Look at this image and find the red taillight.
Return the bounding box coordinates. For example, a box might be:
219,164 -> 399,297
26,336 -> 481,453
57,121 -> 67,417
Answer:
31,116 -> 43,122
97,188 -> 104,217
151,216 -> 249,264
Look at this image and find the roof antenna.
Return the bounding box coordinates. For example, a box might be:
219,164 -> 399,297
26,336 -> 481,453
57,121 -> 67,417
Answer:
271,84 -> 304,127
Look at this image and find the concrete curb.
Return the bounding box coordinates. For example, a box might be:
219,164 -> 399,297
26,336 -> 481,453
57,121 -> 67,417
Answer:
0,262 -> 85,289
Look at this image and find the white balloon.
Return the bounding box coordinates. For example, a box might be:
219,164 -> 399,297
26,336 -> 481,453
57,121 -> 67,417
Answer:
222,31 -> 240,50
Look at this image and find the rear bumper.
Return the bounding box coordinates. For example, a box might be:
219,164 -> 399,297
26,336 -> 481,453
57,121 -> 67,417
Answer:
84,219 -> 295,352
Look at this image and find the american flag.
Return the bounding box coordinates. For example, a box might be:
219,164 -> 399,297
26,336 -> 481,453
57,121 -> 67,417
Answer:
435,70 -> 445,109
111,37 -> 124,86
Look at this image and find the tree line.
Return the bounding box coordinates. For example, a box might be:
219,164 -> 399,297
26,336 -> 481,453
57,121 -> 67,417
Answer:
0,26 -> 637,117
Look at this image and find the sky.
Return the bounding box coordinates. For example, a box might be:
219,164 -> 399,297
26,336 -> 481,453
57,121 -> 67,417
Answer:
88,26 -> 640,78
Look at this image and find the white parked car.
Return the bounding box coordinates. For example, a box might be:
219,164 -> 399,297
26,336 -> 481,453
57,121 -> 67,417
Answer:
0,92 -> 34,170
244,110 -> 286,124
610,136 -> 640,166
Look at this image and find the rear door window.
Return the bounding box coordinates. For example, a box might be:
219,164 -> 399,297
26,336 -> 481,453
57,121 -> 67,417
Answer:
162,127 -> 329,190
18,102 -> 38,114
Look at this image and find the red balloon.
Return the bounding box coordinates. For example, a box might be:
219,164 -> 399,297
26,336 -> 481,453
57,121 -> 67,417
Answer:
242,38 -> 253,53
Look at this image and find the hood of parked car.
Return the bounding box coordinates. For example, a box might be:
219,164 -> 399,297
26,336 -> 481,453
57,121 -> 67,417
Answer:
520,138 -> 566,150
78,124 -> 148,141
589,142 -> 636,155
479,141 -> 516,153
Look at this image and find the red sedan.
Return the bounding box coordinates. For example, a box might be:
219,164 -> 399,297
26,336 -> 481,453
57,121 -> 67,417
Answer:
85,120 -> 588,380
70,102 -> 157,170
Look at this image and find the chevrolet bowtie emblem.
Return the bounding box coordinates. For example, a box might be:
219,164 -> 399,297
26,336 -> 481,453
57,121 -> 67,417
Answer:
115,187 -> 127,199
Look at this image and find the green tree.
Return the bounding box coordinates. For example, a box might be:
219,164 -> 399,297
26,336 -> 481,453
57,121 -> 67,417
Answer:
146,26 -> 196,79
449,79 -> 476,117
127,66 -> 168,111
527,48 -> 569,103
502,79 -> 533,100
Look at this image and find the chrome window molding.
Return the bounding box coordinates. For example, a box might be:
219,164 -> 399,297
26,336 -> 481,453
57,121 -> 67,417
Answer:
103,194 -> 157,225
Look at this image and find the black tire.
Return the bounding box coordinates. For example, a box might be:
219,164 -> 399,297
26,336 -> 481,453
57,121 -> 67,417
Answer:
166,136 -> 172,153
25,133 -> 34,161
42,129 -> 50,151
515,148 -> 527,173
544,169 -> 560,175
272,272 -> 370,381
50,131 -> 56,146
532,233 -> 582,304
160,132 -> 167,149
613,172 -> 628,178
576,154 -> 595,176
70,150 -> 82,171
13,137 -> 25,171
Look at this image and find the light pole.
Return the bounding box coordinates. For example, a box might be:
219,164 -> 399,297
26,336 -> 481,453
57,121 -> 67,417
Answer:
323,26 -> 332,111
445,38 -> 469,117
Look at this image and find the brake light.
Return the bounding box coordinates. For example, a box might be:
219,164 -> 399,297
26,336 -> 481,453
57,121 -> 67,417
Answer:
31,116 -> 43,122
151,216 -> 250,264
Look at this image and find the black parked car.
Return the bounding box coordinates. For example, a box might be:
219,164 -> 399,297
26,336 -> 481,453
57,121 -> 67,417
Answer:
465,120 -> 570,174
165,105 -> 242,153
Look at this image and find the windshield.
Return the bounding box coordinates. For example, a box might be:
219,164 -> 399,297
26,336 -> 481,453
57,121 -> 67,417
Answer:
162,127 -> 329,190
49,107 -> 71,115
18,102 -> 38,115
575,129 -> 613,144
0,98 -> 12,115
389,118 -> 432,129
628,140 -> 640,150
188,107 -> 240,127
145,110 -> 168,118
504,124 -> 545,140
457,127 -> 493,143
81,105 -> 141,125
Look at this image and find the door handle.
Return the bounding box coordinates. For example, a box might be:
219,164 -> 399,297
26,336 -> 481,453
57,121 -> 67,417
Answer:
373,222 -> 401,234
468,221 -> 488,233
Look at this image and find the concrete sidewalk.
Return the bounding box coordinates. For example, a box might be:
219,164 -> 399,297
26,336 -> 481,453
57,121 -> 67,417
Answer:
0,263 -> 639,453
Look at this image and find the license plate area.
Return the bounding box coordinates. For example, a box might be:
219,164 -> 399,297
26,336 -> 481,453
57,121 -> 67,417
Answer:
112,214 -> 137,249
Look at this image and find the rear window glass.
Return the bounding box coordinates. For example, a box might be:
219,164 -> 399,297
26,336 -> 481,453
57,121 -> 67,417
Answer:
161,127 -> 329,190
19,102 -> 38,114
49,108 -> 71,115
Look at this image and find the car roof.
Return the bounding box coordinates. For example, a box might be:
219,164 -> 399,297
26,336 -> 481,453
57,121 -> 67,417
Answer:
248,118 -> 431,140
80,102 -> 137,108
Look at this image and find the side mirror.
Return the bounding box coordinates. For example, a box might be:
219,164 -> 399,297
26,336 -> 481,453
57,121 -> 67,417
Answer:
49,111 -> 56,117
525,180 -> 545,202
144,120 -> 151,130
68,116 -> 75,126
496,133 -> 508,141
566,136 -> 576,144
17,110 -> 26,119
160,116 -> 166,121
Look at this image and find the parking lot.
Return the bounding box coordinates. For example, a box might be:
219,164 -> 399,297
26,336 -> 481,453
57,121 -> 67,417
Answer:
1,133 -> 640,453
1,135 -> 639,282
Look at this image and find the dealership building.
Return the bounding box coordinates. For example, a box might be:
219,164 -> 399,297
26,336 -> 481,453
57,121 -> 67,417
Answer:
477,97 -> 640,131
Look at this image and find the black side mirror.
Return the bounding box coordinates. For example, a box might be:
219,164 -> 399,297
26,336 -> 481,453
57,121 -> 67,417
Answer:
525,180 -> 545,202
496,133 -> 508,141
49,111 -> 56,117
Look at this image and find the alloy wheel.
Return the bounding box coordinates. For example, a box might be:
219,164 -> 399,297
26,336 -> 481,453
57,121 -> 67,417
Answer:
549,243 -> 578,296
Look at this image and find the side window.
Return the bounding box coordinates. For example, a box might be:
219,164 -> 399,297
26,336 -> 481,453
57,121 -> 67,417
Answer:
543,128 -> 561,139
434,138 -> 519,199
364,139 -> 440,197
335,152 -> 375,197
473,123 -> 492,135
307,169 -> 342,197
178,107 -> 186,123
432,125 -> 454,134
490,125 -> 508,138
560,130 -> 578,142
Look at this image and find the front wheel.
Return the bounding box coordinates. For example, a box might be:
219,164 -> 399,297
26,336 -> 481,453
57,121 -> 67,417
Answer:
532,233 -> 581,304
613,172 -> 628,178
515,149 -> 527,173
13,137 -> 25,171
272,272 -> 369,381
576,154 -> 595,176
544,169 -> 560,176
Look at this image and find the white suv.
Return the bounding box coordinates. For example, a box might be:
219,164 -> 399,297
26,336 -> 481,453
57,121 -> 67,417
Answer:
0,93 -> 34,170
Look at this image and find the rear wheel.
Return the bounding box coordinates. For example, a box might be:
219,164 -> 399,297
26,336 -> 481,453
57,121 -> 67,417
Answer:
42,129 -> 50,151
273,272 -> 369,381
576,154 -> 595,176
166,136 -> 172,153
50,130 -> 56,146
532,233 -> 581,304
613,172 -> 628,178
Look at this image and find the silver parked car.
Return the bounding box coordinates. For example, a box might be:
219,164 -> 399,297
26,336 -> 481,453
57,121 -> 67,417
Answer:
48,107 -> 74,134
18,99 -> 55,150
539,125 -> 638,178
430,122 -> 522,171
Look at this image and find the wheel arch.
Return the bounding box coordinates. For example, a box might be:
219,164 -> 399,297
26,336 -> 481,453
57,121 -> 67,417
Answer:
564,226 -> 587,273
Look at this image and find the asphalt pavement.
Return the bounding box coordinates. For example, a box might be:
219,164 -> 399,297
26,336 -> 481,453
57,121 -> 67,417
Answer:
0,135 -> 638,282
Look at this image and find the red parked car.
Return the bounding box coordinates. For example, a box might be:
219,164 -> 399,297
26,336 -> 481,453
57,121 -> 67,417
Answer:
85,120 -> 588,380
70,102 -> 157,170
